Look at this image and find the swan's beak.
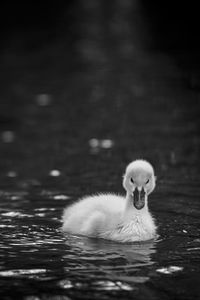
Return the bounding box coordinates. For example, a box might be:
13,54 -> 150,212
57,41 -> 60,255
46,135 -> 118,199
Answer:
133,187 -> 145,210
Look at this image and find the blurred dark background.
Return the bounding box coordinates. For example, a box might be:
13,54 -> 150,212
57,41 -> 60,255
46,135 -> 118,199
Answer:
1,2 -> 200,60
0,0 -> 200,190
1,4 -> 200,299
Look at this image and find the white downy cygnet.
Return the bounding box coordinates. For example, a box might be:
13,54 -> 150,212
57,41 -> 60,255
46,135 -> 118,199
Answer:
62,159 -> 157,242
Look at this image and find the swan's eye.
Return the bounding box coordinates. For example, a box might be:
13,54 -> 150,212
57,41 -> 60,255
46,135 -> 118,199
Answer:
130,178 -> 134,183
146,179 -> 149,184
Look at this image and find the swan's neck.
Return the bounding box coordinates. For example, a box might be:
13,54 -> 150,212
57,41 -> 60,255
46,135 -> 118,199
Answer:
123,192 -> 149,220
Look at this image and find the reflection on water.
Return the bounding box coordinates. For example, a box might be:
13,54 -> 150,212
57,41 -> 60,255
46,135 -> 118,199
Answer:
156,266 -> 183,274
0,269 -> 47,277
61,234 -> 155,291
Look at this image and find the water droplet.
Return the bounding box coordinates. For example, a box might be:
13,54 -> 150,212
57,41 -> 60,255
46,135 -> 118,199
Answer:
2,211 -> 20,217
89,138 -> 114,152
35,208 -> 47,212
7,171 -> 17,177
100,139 -> 114,149
2,211 -> 32,218
0,269 -> 47,277
11,196 -> 21,200
115,281 -> 133,291
58,279 -> 73,289
187,247 -> 200,251
94,280 -> 132,291
36,213 -> 45,217
36,93 -> 51,106
89,138 -> 100,148
94,280 -> 116,290
0,224 -> 15,228
1,131 -> 15,143
49,170 -> 61,177
156,266 -> 183,274
53,195 -> 69,200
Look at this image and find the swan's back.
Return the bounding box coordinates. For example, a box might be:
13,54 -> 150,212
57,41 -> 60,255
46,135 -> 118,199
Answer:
62,194 -> 125,234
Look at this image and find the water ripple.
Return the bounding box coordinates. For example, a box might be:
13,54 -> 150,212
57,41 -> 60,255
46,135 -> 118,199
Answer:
0,182 -> 200,300
156,266 -> 183,274
2,211 -> 32,218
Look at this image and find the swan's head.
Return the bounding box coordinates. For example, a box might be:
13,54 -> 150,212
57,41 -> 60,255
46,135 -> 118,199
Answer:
123,159 -> 156,210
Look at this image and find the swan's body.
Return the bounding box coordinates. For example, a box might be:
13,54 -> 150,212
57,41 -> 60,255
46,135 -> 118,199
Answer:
62,160 -> 157,242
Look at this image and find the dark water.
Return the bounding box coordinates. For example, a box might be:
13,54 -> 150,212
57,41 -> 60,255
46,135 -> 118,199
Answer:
0,179 -> 200,300
1,2 -> 200,300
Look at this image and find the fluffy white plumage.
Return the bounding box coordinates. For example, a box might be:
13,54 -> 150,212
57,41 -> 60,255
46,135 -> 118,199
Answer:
62,159 -> 157,243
